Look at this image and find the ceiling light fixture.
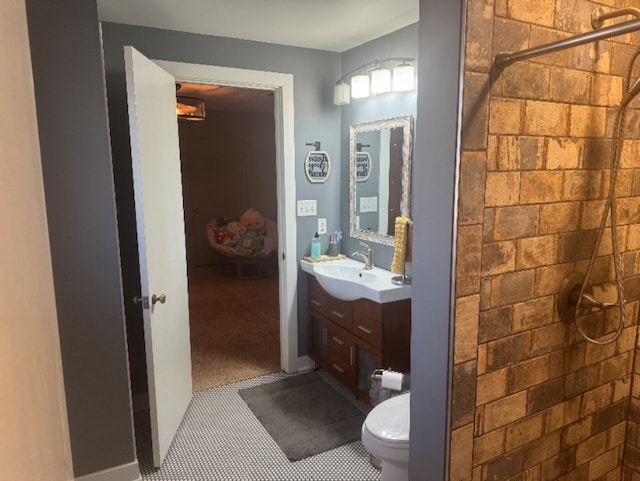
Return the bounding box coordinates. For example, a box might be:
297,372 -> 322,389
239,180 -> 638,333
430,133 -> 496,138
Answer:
176,96 -> 206,121
333,57 -> 416,105
176,84 -> 206,121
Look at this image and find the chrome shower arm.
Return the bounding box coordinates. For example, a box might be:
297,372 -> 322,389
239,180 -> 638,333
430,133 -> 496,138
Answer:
592,7 -> 640,30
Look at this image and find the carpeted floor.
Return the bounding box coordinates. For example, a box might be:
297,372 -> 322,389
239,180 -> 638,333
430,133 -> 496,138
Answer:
188,264 -> 281,391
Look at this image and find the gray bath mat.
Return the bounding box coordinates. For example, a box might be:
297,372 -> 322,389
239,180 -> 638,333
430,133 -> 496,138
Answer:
238,371 -> 366,461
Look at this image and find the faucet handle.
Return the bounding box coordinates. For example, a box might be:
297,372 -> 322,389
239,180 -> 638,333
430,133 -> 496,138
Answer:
359,241 -> 371,252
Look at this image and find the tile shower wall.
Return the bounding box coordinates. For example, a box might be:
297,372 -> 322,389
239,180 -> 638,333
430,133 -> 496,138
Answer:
451,1 -> 640,480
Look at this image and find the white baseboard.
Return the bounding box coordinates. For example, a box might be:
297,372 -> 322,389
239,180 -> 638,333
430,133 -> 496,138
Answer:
297,355 -> 315,372
74,461 -> 140,481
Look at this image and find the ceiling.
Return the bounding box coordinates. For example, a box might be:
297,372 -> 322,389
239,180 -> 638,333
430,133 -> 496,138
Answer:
98,0 -> 419,113
96,0 -> 419,53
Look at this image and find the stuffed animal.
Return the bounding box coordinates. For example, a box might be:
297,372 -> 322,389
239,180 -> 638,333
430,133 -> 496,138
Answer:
226,220 -> 247,239
239,207 -> 266,235
233,231 -> 264,256
214,229 -> 228,244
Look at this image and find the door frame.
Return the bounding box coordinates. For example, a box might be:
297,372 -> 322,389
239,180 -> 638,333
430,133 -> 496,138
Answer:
155,59 -> 298,373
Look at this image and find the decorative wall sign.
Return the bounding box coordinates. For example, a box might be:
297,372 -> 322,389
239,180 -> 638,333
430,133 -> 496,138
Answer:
304,150 -> 331,183
355,152 -> 371,182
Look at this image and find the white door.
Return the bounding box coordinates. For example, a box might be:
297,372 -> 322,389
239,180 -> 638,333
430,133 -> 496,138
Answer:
124,46 -> 193,467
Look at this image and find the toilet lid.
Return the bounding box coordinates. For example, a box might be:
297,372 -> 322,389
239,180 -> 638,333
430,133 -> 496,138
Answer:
364,392 -> 410,444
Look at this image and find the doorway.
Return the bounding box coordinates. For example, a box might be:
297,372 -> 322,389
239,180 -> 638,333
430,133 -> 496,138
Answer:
128,57 -> 300,468
177,82 -> 281,390
155,59 -> 299,374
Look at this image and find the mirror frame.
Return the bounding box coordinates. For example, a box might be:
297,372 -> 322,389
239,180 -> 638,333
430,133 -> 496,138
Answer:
349,115 -> 413,246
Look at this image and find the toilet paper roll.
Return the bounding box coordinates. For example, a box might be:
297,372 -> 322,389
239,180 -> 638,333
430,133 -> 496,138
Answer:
381,370 -> 403,391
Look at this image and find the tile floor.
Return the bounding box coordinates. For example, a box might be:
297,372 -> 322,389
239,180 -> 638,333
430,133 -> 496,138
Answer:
137,370 -> 381,481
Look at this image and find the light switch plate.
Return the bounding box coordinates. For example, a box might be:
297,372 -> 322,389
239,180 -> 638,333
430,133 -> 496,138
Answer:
297,199 -> 317,216
360,196 -> 378,213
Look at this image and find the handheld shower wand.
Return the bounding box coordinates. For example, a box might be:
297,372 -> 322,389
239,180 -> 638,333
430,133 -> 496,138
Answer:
621,74 -> 640,108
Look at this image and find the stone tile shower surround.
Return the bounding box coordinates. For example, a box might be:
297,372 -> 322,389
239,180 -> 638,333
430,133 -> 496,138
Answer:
451,1 -> 640,480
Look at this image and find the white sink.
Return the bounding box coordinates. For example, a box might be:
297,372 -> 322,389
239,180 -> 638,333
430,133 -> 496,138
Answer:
300,258 -> 411,303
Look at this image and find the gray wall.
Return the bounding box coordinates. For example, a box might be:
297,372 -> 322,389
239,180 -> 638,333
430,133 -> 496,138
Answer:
25,0 -> 136,476
410,0 -> 464,479
339,24 -> 419,269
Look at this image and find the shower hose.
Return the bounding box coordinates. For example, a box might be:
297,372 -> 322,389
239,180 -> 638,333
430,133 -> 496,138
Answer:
574,47 -> 640,344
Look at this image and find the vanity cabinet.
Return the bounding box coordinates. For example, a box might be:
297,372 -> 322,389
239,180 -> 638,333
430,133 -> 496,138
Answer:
307,276 -> 410,404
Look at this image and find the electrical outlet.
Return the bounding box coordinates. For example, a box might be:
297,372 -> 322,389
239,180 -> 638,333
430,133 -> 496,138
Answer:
297,200 -> 317,216
317,218 -> 327,234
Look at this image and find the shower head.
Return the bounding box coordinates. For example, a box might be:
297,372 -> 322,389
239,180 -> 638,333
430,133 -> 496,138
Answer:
621,74 -> 640,108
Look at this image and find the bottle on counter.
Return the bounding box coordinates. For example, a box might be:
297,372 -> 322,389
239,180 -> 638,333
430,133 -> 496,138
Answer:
310,232 -> 321,259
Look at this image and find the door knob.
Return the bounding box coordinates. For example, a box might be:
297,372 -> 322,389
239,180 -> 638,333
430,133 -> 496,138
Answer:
152,294 -> 166,305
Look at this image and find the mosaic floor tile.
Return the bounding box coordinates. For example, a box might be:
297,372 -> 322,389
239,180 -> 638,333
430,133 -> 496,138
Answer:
137,371 -> 381,481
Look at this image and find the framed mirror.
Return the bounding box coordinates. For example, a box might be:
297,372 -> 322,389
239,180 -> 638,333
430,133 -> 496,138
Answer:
349,115 -> 413,246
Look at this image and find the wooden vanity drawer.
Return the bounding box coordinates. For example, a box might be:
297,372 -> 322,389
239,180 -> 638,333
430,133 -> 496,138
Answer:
328,298 -> 353,330
308,285 -> 329,317
353,311 -> 382,347
326,348 -> 355,387
327,323 -> 353,363
355,298 -> 383,323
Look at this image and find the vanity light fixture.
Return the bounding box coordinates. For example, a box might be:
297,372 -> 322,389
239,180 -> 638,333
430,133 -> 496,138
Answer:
333,57 -> 415,105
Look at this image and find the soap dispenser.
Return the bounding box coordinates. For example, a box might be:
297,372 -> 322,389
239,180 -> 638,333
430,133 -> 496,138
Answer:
311,232 -> 321,259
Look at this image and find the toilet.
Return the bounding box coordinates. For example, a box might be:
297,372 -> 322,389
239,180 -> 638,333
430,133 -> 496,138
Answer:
361,392 -> 410,481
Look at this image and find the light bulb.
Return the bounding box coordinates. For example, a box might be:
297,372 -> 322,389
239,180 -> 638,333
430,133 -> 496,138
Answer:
392,64 -> 415,92
351,74 -> 370,98
333,82 -> 351,105
371,68 -> 391,95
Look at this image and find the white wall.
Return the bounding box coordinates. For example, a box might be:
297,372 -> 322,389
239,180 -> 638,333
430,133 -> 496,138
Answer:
0,0 -> 73,479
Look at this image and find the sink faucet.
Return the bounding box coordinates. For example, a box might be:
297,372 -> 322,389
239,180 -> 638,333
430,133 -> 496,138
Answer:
352,242 -> 373,270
